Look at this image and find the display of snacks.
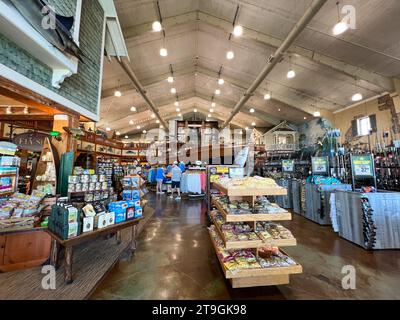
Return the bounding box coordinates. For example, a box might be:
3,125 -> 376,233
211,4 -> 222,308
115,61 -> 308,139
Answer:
68,171 -> 107,193
0,190 -> 46,221
256,222 -> 295,241
217,176 -> 279,190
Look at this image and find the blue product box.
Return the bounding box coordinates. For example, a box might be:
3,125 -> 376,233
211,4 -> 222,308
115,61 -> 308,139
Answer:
132,190 -> 140,199
134,206 -> 143,218
131,177 -> 140,188
109,201 -> 128,223
123,189 -> 133,200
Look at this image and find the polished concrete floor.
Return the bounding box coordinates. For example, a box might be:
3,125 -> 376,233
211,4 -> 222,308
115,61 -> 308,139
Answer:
91,193 -> 400,300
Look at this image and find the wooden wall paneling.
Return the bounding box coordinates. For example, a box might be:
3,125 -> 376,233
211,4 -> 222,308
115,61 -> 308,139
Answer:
0,236 -> 5,265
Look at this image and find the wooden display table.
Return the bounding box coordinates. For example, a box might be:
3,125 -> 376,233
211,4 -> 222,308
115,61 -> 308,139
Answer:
47,217 -> 143,284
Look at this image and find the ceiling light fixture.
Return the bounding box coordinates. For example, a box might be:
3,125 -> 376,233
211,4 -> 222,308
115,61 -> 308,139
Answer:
170,88 -> 176,94
106,127 -> 111,132
178,113 -> 182,117
152,21 -> 162,32
264,92 -> 271,100
125,135 -> 129,139
143,130 -> 147,134
167,76 -> 174,83
245,127 -> 249,131
129,120 -> 134,125
250,108 -> 255,113
160,47 -> 168,57
137,125 -> 141,129
233,25 -> 243,37
210,108 -> 214,113
160,125 -> 164,129
174,101 -> 179,107
116,131 -> 121,136
156,120 -> 160,124
151,113 -> 156,118
208,114 -> 212,118
252,122 -> 256,126
23,107 -> 29,114
332,2 -> 349,36
215,89 -> 221,95
6,106 -> 12,114
313,111 -> 321,117
211,102 -> 216,108
130,106 -> 137,112
114,90 -> 122,97
176,108 -> 181,112
226,50 -> 235,60
194,108 -> 198,113
218,78 -> 225,85
287,69 -> 296,79
352,93 -> 363,102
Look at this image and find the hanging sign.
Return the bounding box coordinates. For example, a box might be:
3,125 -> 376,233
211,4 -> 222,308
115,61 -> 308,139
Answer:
282,159 -> 295,173
351,155 -> 374,177
12,132 -> 47,152
311,157 -> 329,175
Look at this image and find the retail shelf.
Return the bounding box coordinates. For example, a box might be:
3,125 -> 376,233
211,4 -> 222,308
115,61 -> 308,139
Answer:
209,229 -> 302,283
212,182 -> 287,197
212,199 -> 292,222
0,172 -> 17,177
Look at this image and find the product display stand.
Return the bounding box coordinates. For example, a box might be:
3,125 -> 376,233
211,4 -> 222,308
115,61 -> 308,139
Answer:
32,138 -> 59,195
210,182 -> 302,288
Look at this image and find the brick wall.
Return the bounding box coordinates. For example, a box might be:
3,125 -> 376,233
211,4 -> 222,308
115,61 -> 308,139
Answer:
0,0 -> 104,117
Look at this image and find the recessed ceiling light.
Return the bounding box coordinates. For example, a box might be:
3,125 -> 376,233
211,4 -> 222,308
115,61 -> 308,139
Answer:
156,120 -> 160,124
151,113 -> 156,118
174,101 -> 179,107
352,93 -> 363,102
137,125 -> 141,129
194,108 -> 198,113
218,78 -> 224,85
176,108 -> 181,112
233,25 -> 243,37
226,50 -> 235,60
250,108 -> 255,113
168,76 -> 174,83
129,120 -> 134,125
160,47 -> 168,57
210,108 -> 214,113
313,111 -> 321,117
278,108 -> 281,112
178,113 -> 182,117
304,117 -> 307,120
287,69 -> 296,79
125,135 -> 129,139
252,122 -> 256,126
170,88 -> 176,94
208,114 -> 212,117
114,90 -> 122,97
215,89 -> 221,95
130,106 -> 136,112
143,130 -> 147,134
211,102 -> 216,108
152,21 -> 162,32
264,93 -> 271,100
160,125 -> 164,129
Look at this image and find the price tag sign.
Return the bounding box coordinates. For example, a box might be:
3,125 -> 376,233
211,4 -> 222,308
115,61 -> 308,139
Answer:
282,160 -> 295,173
312,157 -> 329,175
351,155 -> 374,177
216,166 -> 229,174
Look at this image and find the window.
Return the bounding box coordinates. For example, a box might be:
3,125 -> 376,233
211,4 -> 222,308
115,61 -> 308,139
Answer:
357,117 -> 371,136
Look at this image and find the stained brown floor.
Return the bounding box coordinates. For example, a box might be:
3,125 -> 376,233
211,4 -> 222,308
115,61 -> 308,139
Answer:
91,193 -> 400,300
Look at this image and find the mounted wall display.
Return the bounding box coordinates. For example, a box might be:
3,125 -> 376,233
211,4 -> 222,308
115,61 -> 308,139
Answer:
12,132 -> 47,152
282,159 -> 295,173
311,157 -> 329,176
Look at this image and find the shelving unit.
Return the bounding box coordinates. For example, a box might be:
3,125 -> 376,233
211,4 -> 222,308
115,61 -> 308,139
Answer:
32,138 -> 59,195
209,182 -> 302,288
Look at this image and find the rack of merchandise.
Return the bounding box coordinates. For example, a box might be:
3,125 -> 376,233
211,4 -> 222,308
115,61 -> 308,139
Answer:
209,177 -> 302,288
0,155 -> 20,198
32,138 -> 58,196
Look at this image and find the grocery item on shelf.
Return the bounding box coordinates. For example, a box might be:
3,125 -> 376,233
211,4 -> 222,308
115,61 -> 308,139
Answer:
255,222 -> 294,241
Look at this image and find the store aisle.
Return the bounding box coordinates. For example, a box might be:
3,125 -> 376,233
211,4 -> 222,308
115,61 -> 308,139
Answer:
91,193 -> 400,300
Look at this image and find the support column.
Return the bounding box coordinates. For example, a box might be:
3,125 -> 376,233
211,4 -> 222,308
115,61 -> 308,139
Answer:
52,114 -> 79,157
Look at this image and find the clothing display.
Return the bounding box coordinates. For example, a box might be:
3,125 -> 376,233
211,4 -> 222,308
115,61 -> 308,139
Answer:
180,172 -> 206,194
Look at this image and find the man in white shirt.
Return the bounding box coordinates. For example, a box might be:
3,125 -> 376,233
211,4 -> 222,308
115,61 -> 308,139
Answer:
170,161 -> 182,200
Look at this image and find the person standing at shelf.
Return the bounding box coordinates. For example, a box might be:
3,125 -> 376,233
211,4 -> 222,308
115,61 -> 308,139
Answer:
170,161 -> 182,200
156,163 -> 166,195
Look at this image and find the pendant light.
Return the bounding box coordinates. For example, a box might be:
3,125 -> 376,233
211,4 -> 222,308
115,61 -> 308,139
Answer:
176,108 -> 181,112
233,25 -> 243,37
194,108 -> 198,113
156,120 -> 160,124
287,56 -> 296,79
218,78 -> 225,85
226,50 -> 234,60
167,76 -> 174,83
171,88 -> 176,94
129,120 -> 134,125
151,113 -> 156,118
215,89 -> 221,95
143,130 -> 147,134
137,125 -> 141,130
210,108 -> 214,113
249,108 -> 255,113
332,1 -> 349,36
160,47 -> 168,57
211,102 -> 216,108
130,106 -> 137,112
351,78 -> 363,102
264,92 -> 271,100
152,21 -> 162,32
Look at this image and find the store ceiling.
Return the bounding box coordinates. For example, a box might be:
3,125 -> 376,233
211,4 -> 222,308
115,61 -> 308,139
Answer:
99,0 -> 400,136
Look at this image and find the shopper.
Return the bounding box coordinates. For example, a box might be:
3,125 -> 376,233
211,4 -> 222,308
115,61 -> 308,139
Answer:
170,161 -> 182,200
179,161 -> 186,173
156,163 -> 166,194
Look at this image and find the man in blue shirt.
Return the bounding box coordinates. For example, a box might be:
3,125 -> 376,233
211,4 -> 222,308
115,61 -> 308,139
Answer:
179,161 -> 186,173
170,161 -> 182,200
156,164 -> 165,194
